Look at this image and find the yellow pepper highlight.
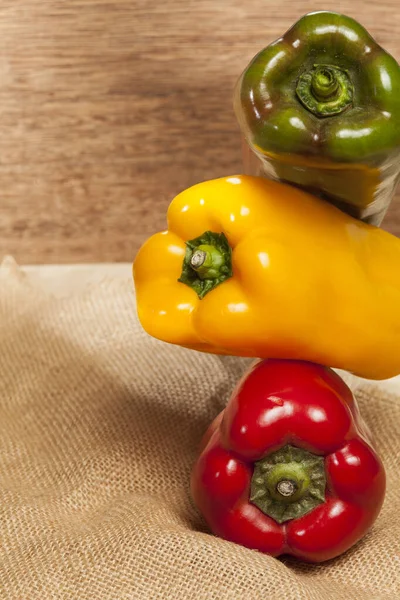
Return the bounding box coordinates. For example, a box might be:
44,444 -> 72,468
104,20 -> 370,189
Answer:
133,175 -> 400,380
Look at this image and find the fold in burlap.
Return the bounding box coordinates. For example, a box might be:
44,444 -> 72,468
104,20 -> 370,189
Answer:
0,258 -> 399,600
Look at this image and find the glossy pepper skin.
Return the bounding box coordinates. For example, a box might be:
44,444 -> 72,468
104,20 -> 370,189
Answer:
234,11 -> 400,224
133,175 -> 400,380
191,360 -> 386,563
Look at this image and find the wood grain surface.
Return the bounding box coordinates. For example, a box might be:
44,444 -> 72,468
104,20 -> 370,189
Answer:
0,1 -> 399,264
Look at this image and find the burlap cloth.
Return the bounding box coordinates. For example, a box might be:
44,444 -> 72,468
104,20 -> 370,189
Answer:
1,257 -> 399,600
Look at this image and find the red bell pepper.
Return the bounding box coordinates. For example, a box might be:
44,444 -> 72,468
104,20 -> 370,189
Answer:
191,360 -> 385,562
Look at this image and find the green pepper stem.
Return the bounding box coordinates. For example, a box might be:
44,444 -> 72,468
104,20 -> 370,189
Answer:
296,64 -> 353,117
311,67 -> 340,100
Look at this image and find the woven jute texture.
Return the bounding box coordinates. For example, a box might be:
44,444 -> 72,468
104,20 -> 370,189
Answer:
1,258 -> 399,600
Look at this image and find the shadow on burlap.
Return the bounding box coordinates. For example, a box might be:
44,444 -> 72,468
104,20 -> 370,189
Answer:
0,258 -> 399,600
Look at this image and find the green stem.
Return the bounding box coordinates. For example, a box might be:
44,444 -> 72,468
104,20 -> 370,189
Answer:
178,231 -> 233,299
250,445 -> 326,523
311,67 -> 339,100
296,64 -> 353,117
189,244 -> 226,280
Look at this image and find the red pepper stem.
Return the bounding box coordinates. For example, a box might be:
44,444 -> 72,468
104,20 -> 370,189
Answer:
276,480 -> 297,497
250,444 -> 326,523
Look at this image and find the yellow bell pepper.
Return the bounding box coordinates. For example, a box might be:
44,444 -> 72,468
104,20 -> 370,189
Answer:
133,175 -> 400,380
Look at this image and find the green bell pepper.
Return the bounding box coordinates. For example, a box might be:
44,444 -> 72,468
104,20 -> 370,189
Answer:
234,11 -> 400,224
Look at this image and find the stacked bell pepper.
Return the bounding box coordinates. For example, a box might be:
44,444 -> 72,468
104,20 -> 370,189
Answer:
235,10 -> 400,225
133,11 -> 400,562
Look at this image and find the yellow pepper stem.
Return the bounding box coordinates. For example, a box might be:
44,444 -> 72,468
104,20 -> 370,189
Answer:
178,231 -> 233,299
190,244 -> 226,280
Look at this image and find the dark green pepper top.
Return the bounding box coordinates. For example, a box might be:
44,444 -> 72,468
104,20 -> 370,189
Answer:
234,11 -> 400,223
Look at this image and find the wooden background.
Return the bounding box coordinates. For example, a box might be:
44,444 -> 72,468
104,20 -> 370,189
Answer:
0,1 -> 399,264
